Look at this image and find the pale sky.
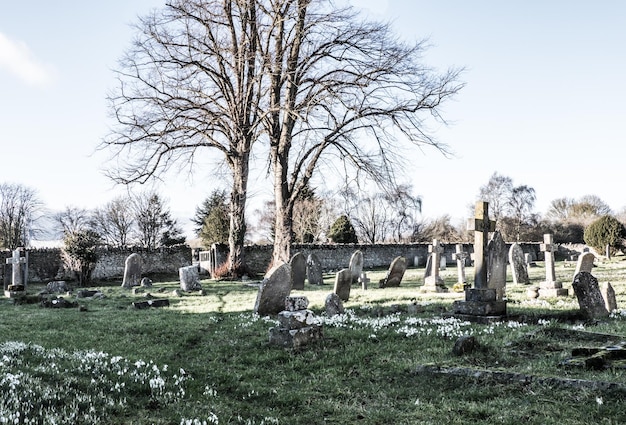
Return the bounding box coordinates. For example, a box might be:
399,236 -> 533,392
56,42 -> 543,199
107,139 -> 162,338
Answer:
1,1 -> 625,238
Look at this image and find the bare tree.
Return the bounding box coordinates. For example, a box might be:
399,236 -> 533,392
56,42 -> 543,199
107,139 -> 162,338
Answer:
102,0 -> 267,275
54,206 -> 92,237
507,185 -> 536,241
0,183 -> 43,249
262,1 -> 463,263
477,172 -> 513,226
131,191 -> 183,249
90,197 -> 135,247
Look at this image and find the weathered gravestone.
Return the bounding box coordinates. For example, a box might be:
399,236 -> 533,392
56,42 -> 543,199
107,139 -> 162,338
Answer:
290,252 -> 306,290
452,244 -> 469,285
5,248 -> 27,296
539,234 -> 568,297
349,250 -> 364,283
269,296 -> 323,348
46,281 -> 70,294
508,242 -> 530,285
333,269 -> 353,301
140,277 -> 153,288
574,252 -> 595,276
572,271 -> 609,319
379,256 -> 407,288
179,265 -> 202,291
422,239 -> 447,292
325,292 -> 345,317
453,201 -> 506,318
121,253 -> 143,288
306,253 -> 323,285
254,263 -> 292,316
487,231 -> 508,301
601,282 -> 618,313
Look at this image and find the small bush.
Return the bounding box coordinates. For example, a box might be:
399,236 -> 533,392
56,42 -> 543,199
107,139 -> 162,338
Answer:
583,215 -> 626,256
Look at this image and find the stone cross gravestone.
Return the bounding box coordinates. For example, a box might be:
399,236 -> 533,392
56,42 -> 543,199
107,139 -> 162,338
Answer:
452,244 -> 469,285
5,248 -> 27,292
121,253 -> 143,288
290,252 -> 306,290
539,234 -> 568,297
423,239 -> 446,289
254,263 -> 293,316
487,231 -> 507,301
508,242 -> 530,285
452,201 -> 506,318
348,250 -> 364,283
379,256 -> 407,288
572,271 -> 609,319
306,253 -> 323,285
574,252 -> 595,276
333,268 -> 353,301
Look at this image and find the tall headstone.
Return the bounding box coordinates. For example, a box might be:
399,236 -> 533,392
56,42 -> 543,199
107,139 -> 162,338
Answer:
452,244 -> 469,285
487,231 -> 508,301
348,250 -> 364,283
290,252 -> 306,290
601,282 -> 618,313
574,252 -> 595,276
538,234 -> 568,297
306,253 -> 323,285
572,272 -> 609,319
422,239 -> 447,292
379,256 -> 407,288
508,243 -> 530,285
333,269 -> 353,301
453,201 -> 506,318
121,253 -> 143,288
254,263 -> 293,316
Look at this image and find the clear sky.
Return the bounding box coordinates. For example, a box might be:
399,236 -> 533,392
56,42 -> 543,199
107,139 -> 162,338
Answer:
1,1 -> 625,239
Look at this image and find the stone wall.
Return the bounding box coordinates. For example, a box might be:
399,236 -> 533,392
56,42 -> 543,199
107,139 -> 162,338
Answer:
2,241 -> 577,284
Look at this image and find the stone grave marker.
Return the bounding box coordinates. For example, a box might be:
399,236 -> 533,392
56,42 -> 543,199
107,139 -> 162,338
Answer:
140,277 -> 153,287
349,250 -> 364,283
5,247 -> 27,296
306,253 -> 323,285
452,244 -> 469,286
422,239 -> 447,292
572,271 -> 609,319
539,234 -> 568,297
325,292 -> 345,317
487,231 -> 508,301
121,253 -> 143,289
359,272 -> 370,290
453,201 -> 506,318
379,256 -> 407,288
269,296 -> 322,348
574,252 -> 595,276
508,242 -> 530,285
254,263 -> 292,316
46,281 -> 69,294
179,265 -> 202,291
601,282 -> 618,313
290,252 -> 306,290
333,268 -> 353,301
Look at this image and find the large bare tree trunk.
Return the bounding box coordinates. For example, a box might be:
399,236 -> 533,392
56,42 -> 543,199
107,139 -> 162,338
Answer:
272,149 -> 293,267
228,153 -> 250,277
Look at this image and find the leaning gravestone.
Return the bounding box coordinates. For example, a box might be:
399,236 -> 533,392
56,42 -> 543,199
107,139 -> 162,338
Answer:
508,242 -> 530,285
379,256 -> 407,288
306,253 -> 323,285
121,253 -> 143,288
254,263 -> 292,316
348,250 -> 364,283
179,265 -> 202,291
487,231 -> 508,301
601,282 -> 618,313
333,269 -> 353,301
572,271 -> 609,319
290,252 -> 306,290
325,293 -> 345,317
574,252 -> 595,276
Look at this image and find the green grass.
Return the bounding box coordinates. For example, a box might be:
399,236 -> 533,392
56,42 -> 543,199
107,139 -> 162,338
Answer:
2,258 -> 626,424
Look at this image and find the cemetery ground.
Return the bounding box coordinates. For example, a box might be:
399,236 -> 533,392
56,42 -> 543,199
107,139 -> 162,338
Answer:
3,260 -> 626,424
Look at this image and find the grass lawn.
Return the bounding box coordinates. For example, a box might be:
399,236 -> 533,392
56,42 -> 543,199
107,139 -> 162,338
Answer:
2,256 -> 626,424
